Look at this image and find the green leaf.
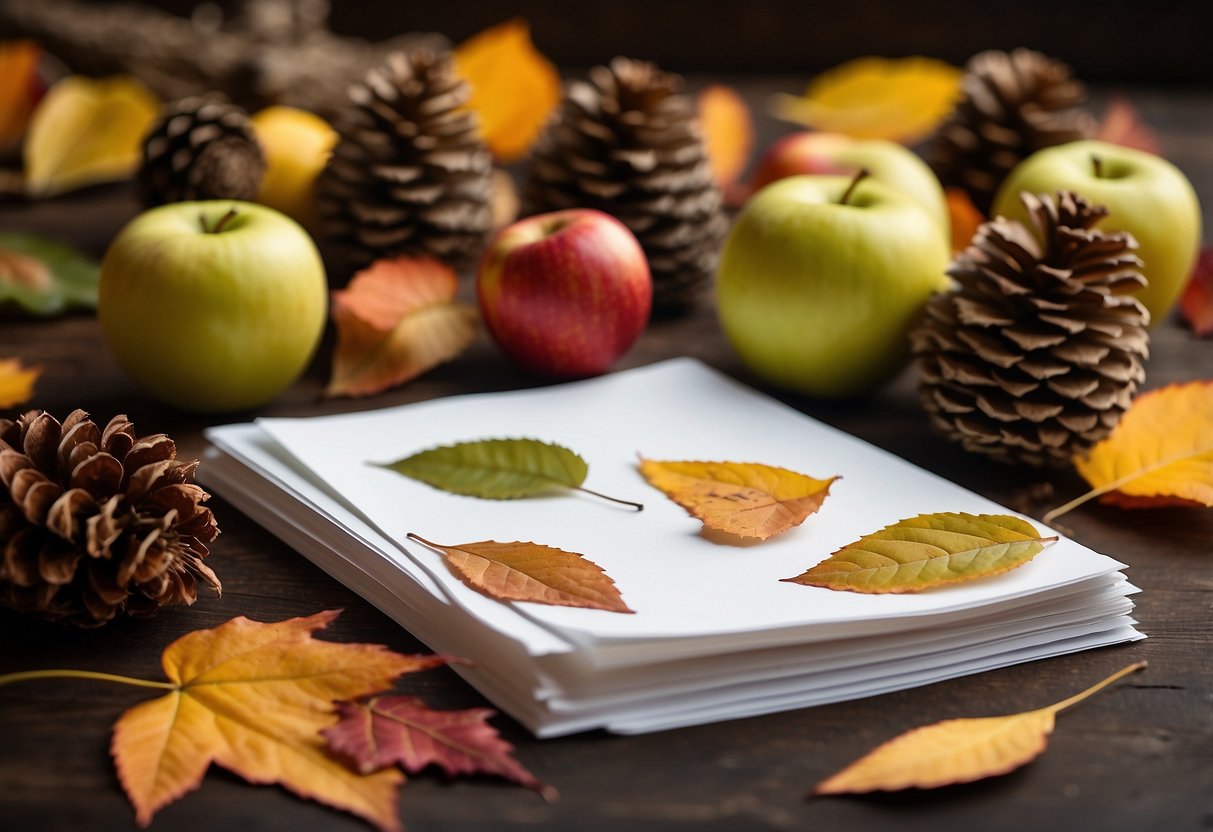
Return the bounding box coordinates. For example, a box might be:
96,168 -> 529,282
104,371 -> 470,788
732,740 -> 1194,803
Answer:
382,438 -> 589,499
781,512 -> 1056,594
0,232 -> 99,317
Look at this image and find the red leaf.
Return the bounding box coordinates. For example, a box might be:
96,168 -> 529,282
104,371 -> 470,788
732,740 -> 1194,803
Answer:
1179,247 -> 1213,338
324,696 -> 557,801
1096,96 -> 1160,156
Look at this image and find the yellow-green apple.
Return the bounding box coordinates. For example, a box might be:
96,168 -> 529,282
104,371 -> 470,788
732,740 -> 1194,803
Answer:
993,139 -> 1202,322
100,201 -> 327,412
748,132 -> 950,245
717,173 -> 950,397
477,209 -> 651,377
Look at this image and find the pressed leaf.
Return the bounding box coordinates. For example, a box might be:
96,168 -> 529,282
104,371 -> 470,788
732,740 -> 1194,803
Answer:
1096,96 -> 1160,156
0,231 -> 100,316
697,84 -> 754,193
946,187 -> 985,255
110,610 -> 444,831
407,534 -> 634,613
770,56 -> 962,144
0,41 -> 42,146
783,513 -> 1055,593
23,75 -> 159,197
1047,381 -> 1213,520
0,357 -> 40,407
324,695 -> 556,800
813,661 -> 1146,795
1179,247 -> 1213,338
638,457 -> 837,541
454,19 -> 561,163
325,257 -> 477,398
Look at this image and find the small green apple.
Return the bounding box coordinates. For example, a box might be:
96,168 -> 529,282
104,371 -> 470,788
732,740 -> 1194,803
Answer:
100,201 -> 327,412
993,139 -> 1202,322
717,174 -> 950,397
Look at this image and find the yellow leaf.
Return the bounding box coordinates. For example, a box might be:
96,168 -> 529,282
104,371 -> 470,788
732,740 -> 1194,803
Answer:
0,357 -> 39,407
697,85 -> 754,191
251,105 -> 338,229
454,20 -> 561,163
770,56 -> 962,144
638,458 -> 837,541
23,75 -> 159,197
0,41 -> 41,146
1047,381 -> 1213,521
813,661 -> 1146,794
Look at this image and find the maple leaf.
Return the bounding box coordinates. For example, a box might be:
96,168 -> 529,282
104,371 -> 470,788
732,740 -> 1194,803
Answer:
0,231 -> 100,316
1179,247 -> 1213,338
813,661 -> 1145,794
770,56 -> 962,144
0,357 -> 39,407
0,40 -> 42,147
783,513 -> 1055,594
325,257 -> 477,399
945,187 -> 985,255
407,534 -> 634,613
324,696 -> 557,800
696,85 -> 754,195
1095,96 -> 1160,156
638,458 -> 837,541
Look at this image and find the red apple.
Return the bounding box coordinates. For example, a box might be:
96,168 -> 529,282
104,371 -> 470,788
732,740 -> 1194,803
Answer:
477,209 -> 652,377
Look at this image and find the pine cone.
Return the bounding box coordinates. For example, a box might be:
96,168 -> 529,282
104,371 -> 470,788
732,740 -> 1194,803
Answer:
317,49 -> 493,274
0,410 -> 221,627
912,191 -> 1150,467
930,49 -> 1095,214
137,94 -> 267,206
524,57 -> 727,314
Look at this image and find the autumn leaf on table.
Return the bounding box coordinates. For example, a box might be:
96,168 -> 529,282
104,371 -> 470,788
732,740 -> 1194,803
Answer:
0,41 -> 42,148
325,696 -> 557,800
1095,96 -> 1160,155
813,661 -> 1146,795
326,257 -> 477,398
0,357 -> 39,407
407,534 -> 634,613
1179,248 -> 1213,338
0,231 -> 100,316
945,188 -> 985,255
770,56 -> 962,144
783,513 -> 1055,594
454,19 -> 561,163
1045,381 -> 1213,519
638,458 -> 837,541
381,438 -> 643,510
23,75 -> 158,198
697,85 -> 754,197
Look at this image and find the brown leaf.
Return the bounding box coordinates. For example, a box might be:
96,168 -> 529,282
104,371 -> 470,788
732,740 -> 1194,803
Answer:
406,534 -> 634,613
1096,96 -> 1160,156
1179,247 -> 1213,338
0,41 -> 42,147
326,257 -> 477,398
0,357 -> 39,407
324,695 -> 557,800
697,84 -> 754,193
946,187 -> 985,255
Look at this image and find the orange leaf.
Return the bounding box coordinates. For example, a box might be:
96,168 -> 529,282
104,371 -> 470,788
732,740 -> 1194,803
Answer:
326,257 -> 477,398
454,20 -> 561,163
1096,96 -> 1160,156
0,357 -> 39,408
946,187 -> 985,255
1179,247 -> 1213,338
111,610 -> 446,831
638,458 -> 837,541
406,534 -> 634,613
0,41 -> 41,146
697,85 -> 754,192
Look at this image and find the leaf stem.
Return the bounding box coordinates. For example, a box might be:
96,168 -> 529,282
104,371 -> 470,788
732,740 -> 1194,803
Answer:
406,532 -> 445,551
1046,661 -> 1147,715
1041,445 -> 1210,525
574,486 -> 643,511
0,669 -> 176,690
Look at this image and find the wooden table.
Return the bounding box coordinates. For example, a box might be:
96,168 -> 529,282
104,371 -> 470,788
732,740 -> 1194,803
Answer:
1,80 -> 1211,832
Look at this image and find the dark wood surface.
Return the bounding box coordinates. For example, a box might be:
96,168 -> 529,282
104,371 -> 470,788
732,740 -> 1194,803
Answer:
1,79 -> 1212,832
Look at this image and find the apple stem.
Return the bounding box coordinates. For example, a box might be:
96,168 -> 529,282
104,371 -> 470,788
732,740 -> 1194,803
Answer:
575,486 -> 644,511
200,208 -> 239,234
1091,154 -> 1104,178
838,168 -> 871,206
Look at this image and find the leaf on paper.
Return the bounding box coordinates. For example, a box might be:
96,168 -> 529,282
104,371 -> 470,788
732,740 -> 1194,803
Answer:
697,84 -> 754,193
324,695 -> 556,800
946,187 -> 985,255
813,661 -> 1146,795
1179,248 -> 1213,339
1095,96 -> 1160,155
638,457 -> 837,541
0,231 -> 100,316
782,512 -> 1055,593
0,41 -> 42,146
0,357 -> 39,408
383,438 -> 586,499
407,534 -> 634,613
769,56 -> 962,144
23,75 -> 159,197
454,19 -> 561,163
111,610 -> 445,831
325,257 -> 477,398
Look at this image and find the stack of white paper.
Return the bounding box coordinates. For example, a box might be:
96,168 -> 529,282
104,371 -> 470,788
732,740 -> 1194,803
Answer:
201,359 -> 1141,737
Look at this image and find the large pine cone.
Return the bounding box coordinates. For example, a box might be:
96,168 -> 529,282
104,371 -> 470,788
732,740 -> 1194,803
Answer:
912,192 -> 1150,467
524,57 -> 727,315
317,49 -> 494,274
0,410 -> 220,627
930,49 -> 1095,214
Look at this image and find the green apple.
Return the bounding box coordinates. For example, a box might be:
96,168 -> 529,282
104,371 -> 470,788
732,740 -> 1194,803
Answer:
748,132 -> 950,246
717,174 -> 950,397
993,139 -> 1202,322
100,201 -> 327,412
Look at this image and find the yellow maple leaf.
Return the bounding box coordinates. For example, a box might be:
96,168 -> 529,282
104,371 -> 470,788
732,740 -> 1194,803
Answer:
770,56 -> 962,144
638,458 -> 837,541
23,75 -> 159,198
0,357 -> 40,407
454,20 -> 561,163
